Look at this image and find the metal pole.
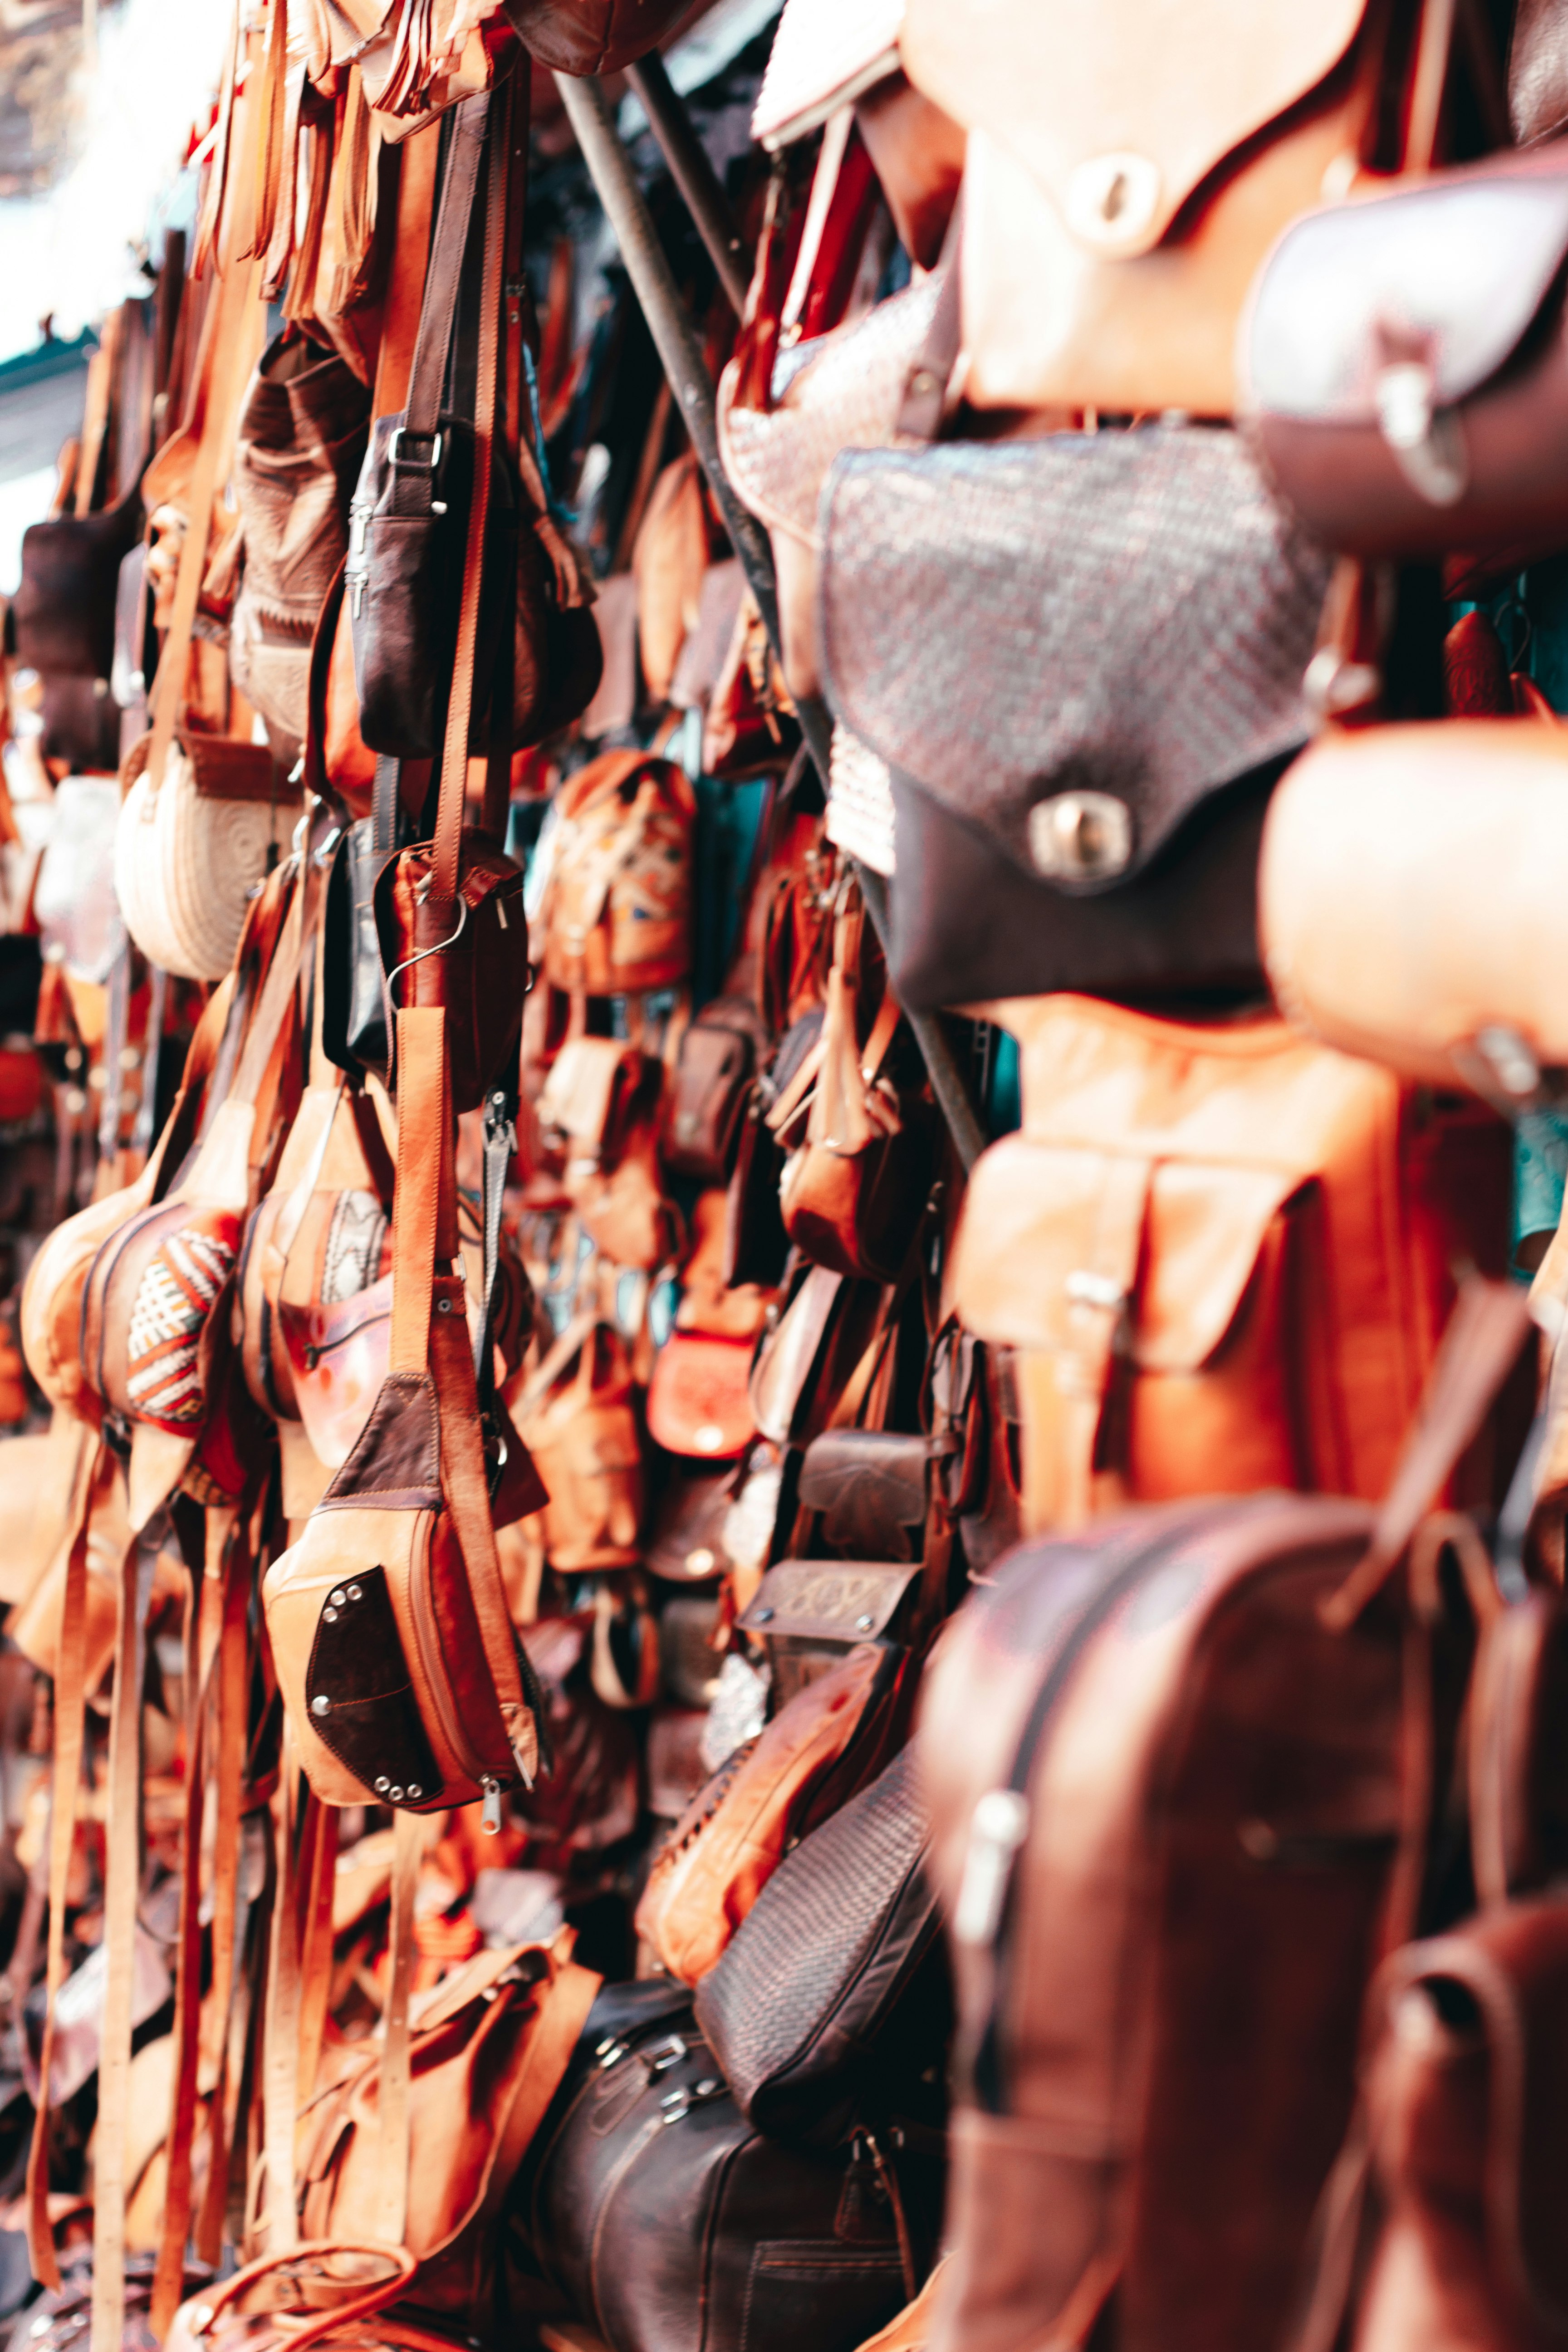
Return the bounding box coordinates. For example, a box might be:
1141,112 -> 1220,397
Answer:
554,69 -> 985,1173
624,54 -> 752,318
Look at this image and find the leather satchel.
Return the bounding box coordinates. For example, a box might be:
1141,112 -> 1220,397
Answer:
798,1428 -> 928,1563
820,426 -> 1330,1011
898,0 -> 1470,417
227,329 -> 371,750
1259,719 -> 1568,1096
635,1637 -> 912,1986
914,1489 -> 1417,2352
951,994 -> 1511,1537
263,1006 -> 541,1822
694,1746 -> 948,2146
1243,142 -> 1568,568
518,1981 -> 941,2352
645,1331 -> 757,1461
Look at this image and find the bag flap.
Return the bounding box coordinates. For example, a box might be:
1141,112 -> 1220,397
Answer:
1244,146 -> 1568,424
799,1429 -> 929,1559
183,733 -> 287,803
821,431 -> 1326,887
741,1559 -> 922,1645
538,1037 -> 641,1152
645,1333 -> 757,1460
954,1135 -> 1304,1373
901,0 -> 1367,257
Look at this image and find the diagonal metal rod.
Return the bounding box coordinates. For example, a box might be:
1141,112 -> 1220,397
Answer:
624,53 -> 752,317
554,68 -> 986,1172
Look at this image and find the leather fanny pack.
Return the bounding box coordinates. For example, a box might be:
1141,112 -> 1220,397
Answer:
821,425 -> 1330,1011
1242,141 -> 1568,571
263,1005 -> 541,1822
1259,717 -> 1568,1099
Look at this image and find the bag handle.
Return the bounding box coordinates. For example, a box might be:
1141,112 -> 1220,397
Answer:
181,2241 -> 417,2352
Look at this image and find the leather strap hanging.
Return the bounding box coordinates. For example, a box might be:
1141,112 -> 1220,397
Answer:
91,1519 -> 158,2352
194,1502 -> 254,2265
372,1809 -> 422,2244
24,1438 -> 100,2292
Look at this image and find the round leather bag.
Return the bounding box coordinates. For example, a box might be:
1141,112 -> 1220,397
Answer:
114,733 -> 300,982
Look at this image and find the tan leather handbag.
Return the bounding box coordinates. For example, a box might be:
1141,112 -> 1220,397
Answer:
508,1315 -> 644,1572
263,1006 -> 540,1824
1260,719 -> 1568,1098
953,993 -> 1511,1536
899,0 -> 1472,416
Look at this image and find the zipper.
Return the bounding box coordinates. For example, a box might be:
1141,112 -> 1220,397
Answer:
404,1509 -> 512,1811
963,1507 -> 1221,2114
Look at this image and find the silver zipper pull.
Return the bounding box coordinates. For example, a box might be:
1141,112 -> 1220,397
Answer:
481,1777 -> 503,1835
953,1788 -> 1031,1947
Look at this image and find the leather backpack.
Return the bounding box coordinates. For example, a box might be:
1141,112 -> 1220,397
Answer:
912,1281 -> 1530,2352
952,994 -> 1511,1537
507,1315 -> 644,1572
263,1006 -> 541,1825
535,749 -> 697,998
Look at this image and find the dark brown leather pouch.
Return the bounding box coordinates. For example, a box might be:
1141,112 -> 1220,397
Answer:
739,1558 -> 925,1705
665,996 -> 771,1184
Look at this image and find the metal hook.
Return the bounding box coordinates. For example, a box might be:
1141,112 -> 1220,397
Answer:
383,893 -> 469,1003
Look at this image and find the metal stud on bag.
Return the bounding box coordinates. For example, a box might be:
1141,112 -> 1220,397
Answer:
1027,791 -> 1133,882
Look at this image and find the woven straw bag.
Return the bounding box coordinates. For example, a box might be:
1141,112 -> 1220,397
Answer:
114,730 -> 299,981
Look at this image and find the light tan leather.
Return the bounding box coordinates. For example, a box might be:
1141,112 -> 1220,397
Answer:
954,995 -> 1510,1534
902,0 -> 1393,415
510,1316 -> 644,1572
1261,720 -> 1568,1094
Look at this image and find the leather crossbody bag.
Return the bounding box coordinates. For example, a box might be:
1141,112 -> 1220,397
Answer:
821,425 -> 1330,1011
263,1004 -> 541,1823
898,0 -> 1489,417
1242,141 -> 1568,571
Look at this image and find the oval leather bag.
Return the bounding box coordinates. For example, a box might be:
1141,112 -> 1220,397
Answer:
115,730 -> 302,983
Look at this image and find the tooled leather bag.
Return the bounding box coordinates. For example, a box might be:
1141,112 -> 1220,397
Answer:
1241,141 -> 1568,569
897,0 -> 1475,418
693,1746 -> 948,2146
820,425 -> 1332,1011
263,1005 -> 541,1824
226,329 -> 371,749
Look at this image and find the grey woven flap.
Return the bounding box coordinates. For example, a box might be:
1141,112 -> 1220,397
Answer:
819,426 -> 1330,894
694,1745 -> 944,2142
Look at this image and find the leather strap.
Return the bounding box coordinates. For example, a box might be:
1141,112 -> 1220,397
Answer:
372,122 -> 440,419
24,1437 -> 99,2293
194,1501 -> 253,2265
144,251 -> 265,791
262,1721 -> 304,2253
249,0 -> 290,266
392,93 -> 489,495
431,80 -> 507,905
294,1797 -> 339,2116
1323,1276 -> 1537,1630
91,1519 -> 157,2352
372,1808 -> 421,2244
181,2240 -> 416,2352
389,1005 -> 453,1375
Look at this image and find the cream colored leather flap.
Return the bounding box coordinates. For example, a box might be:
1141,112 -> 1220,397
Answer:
538,1037 -> 638,1150
901,0 -> 1366,256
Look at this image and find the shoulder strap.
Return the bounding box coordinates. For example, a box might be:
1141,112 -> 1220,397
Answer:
430,81 -> 507,906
